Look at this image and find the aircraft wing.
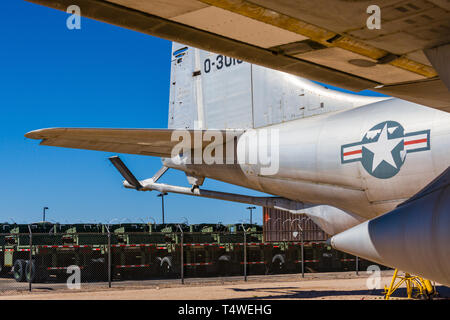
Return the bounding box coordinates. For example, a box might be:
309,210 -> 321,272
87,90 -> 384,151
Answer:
25,0 -> 450,112
25,128 -> 243,157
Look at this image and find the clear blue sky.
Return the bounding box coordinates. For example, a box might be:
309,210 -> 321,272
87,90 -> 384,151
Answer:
0,1 -> 386,225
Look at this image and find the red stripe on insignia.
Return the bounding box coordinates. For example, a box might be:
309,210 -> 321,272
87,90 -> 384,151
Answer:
343,150 -> 362,156
404,138 -> 427,145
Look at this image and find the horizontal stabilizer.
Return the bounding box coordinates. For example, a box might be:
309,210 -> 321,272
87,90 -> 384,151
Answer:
25,128 -> 244,158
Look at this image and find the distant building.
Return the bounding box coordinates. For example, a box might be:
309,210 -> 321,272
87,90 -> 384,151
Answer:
263,207 -> 329,242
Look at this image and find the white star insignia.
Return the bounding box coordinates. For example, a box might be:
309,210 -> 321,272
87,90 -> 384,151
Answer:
363,124 -> 404,173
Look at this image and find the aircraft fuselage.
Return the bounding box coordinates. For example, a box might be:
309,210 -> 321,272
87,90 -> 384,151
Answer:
164,98 -> 450,220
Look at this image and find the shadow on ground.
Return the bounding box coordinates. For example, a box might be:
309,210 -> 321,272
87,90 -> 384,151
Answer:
228,285 -> 450,300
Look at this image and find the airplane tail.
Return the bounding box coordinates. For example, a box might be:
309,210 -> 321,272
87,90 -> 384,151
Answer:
168,42 -> 387,130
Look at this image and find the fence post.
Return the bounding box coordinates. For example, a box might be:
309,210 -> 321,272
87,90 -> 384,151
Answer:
181,231 -> 184,285
301,230 -> 304,278
243,228 -> 247,282
106,225 -> 111,288
177,225 -> 184,285
27,224 -> 32,292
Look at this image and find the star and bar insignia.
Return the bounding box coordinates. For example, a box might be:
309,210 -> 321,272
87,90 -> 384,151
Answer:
341,121 -> 430,179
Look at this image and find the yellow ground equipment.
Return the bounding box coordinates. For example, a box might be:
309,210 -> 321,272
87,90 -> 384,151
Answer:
384,269 -> 437,300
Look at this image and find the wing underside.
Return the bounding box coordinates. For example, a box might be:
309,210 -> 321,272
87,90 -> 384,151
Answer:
25,0 -> 450,112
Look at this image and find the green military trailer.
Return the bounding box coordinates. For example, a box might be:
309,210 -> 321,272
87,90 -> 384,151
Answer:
1,222 -> 111,282
0,221 -> 377,283
109,223 -> 181,279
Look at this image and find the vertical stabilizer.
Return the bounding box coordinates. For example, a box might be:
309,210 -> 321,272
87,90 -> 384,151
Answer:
168,42 -> 388,130
168,42 -> 253,130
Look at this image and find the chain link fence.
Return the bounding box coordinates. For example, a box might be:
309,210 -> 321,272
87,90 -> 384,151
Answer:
0,223 -> 386,292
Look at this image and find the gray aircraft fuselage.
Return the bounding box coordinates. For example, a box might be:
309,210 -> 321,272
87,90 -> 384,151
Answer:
164,98 -> 450,221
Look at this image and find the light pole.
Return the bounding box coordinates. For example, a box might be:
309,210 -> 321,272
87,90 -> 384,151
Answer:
246,206 -> 256,225
239,221 -> 247,282
291,217 -> 309,278
157,192 -> 168,224
42,207 -> 49,222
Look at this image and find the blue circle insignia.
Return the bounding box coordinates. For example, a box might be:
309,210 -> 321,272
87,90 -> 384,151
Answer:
360,121 -> 406,179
